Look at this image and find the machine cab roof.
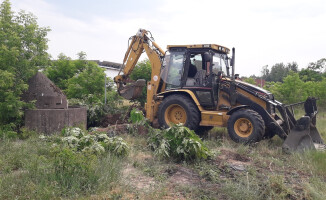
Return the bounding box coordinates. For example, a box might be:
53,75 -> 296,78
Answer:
167,44 -> 230,54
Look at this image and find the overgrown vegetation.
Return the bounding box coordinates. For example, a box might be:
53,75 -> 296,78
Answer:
0,128 -> 126,199
0,0 -> 49,130
249,59 -> 326,105
59,127 -> 129,156
148,124 -> 211,161
1,116 -> 326,199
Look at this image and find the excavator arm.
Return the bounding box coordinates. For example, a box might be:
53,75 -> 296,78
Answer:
114,29 -> 165,121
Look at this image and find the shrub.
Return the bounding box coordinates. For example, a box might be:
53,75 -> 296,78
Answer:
129,108 -> 145,124
148,124 -> 211,161
0,136 -> 123,199
59,127 -> 129,157
69,92 -> 123,128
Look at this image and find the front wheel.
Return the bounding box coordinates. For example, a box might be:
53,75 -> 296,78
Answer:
227,109 -> 265,144
158,94 -> 200,130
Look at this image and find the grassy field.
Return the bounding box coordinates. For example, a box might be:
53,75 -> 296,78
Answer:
1,111 -> 326,199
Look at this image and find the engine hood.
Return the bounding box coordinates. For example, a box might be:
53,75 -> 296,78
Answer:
235,80 -> 273,99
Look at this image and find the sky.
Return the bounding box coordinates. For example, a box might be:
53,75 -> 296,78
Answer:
9,0 -> 326,76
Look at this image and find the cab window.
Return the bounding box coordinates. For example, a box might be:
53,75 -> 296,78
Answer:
212,53 -> 229,76
161,51 -> 185,89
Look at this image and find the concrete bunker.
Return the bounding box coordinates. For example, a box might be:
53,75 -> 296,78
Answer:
23,72 -> 87,134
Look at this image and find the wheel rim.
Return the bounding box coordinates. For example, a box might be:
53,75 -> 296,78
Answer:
164,104 -> 187,125
234,118 -> 253,137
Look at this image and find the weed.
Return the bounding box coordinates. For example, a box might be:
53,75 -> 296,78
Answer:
129,108 -> 145,124
302,177 -> 326,200
261,175 -> 294,199
0,135 -> 123,199
18,127 -> 37,140
148,124 -> 211,161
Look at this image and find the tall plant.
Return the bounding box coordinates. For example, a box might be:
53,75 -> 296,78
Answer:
0,0 -> 50,128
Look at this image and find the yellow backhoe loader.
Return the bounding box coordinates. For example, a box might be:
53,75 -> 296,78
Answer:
114,29 -> 324,152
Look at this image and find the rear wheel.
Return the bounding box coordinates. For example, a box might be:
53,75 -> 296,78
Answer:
158,94 -> 200,130
227,109 -> 264,144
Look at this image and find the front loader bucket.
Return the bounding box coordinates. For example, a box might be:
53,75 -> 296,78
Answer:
282,98 -> 325,153
282,116 -> 324,152
118,79 -> 146,100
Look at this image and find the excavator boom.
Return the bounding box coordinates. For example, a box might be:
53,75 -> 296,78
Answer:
114,29 -> 165,121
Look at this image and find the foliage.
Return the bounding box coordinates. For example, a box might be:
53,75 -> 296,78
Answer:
66,62 -> 105,103
265,74 -> 326,106
0,127 -> 17,139
148,124 -> 211,161
299,68 -> 323,82
69,91 -> 123,127
0,0 -> 50,128
130,59 -> 152,106
307,58 -> 326,72
46,53 -> 106,104
47,54 -> 123,127
262,62 -> 298,82
243,77 -> 256,85
0,135 -> 122,199
129,108 -> 145,124
46,54 -> 80,90
0,70 -> 26,126
268,72 -> 306,104
59,127 -> 129,157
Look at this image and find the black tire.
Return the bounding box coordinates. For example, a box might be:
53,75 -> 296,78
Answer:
158,94 -> 200,130
227,109 -> 265,144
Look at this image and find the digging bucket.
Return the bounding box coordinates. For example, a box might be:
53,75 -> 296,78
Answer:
118,79 -> 146,100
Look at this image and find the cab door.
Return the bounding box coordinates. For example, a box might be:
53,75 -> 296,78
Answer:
183,51 -> 218,110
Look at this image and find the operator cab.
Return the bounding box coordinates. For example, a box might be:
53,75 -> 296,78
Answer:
160,44 -> 230,110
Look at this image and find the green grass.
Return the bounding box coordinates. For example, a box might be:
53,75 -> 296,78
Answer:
1,110 -> 326,199
0,136 -> 123,199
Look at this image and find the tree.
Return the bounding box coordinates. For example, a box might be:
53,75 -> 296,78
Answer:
299,68 -> 323,82
287,62 -> 298,72
268,63 -> 288,82
243,77 -> 256,85
0,0 -> 50,128
46,54 -> 77,90
66,61 -> 106,104
130,59 -> 151,82
46,52 -> 107,104
130,59 -> 152,105
268,72 -> 306,104
46,52 -> 88,90
261,65 -> 269,80
307,58 -> 326,72
298,59 -> 326,82
262,62 -> 298,82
